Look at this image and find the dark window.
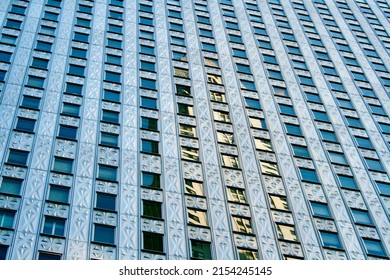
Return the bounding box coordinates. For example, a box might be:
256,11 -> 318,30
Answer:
285,124 -> 303,136
337,175 -> 357,190
143,200 -> 162,218
68,64 -> 85,76
140,78 -> 156,89
191,240 -> 211,260
21,96 -> 40,109
96,193 -> 116,211
0,210 -> 15,228
365,158 -> 384,172
279,104 -> 295,116
7,150 -> 28,166
108,24 -> 122,34
311,202 -> 332,218
16,118 -> 35,132
0,246 -> 7,260
320,130 -> 337,142
141,140 -> 159,154
376,181 -> 390,196
140,45 -> 154,55
0,178 -> 22,195
240,80 -> 256,91
58,125 -> 77,140
98,165 -> 117,181
141,117 -> 158,130
76,18 -> 90,27
26,76 -> 45,88
0,34 -> 17,45
74,32 -> 89,42
320,231 -> 342,249
107,39 -> 122,49
101,132 -> 118,147
141,97 -> 157,109
140,61 -> 155,72
43,11 -> 58,21
355,136 -> 373,149
43,217 -> 65,236
105,71 -> 121,83
0,70 -> 5,82
176,85 -> 191,96
299,168 -> 319,183
38,252 -> 61,260
102,110 -> 119,124
106,54 -> 121,65
62,103 -> 80,116
94,225 -> 115,244
0,51 -> 12,63
65,83 -> 83,95
36,41 -> 52,52
244,98 -> 261,110
48,185 -> 69,204
143,232 -> 163,252
363,239 -> 386,257
292,145 -> 310,158
71,48 -> 87,59
142,172 -> 160,188
5,19 -> 22,29
10,5 -> 26,15
351,209 -> 372,225
53,158 -> 73,174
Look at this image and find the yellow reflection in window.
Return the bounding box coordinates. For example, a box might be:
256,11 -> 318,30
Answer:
188,209 -> 208,226
277,224 -> 297,241
260,162 -> 279,175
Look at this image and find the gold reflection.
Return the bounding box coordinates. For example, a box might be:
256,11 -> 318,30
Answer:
227,188 -> 246,203
188,209 -> 208,226
185,180 -> 203,196
260,162 -> 279,175
269,195 -> 289,211
277,224 -> 297,241
232,217 -> 253,234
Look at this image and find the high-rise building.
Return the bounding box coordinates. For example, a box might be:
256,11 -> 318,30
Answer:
0,0 -> 389,260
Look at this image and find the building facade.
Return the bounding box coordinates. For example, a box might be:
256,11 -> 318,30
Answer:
0,0 -> 390,260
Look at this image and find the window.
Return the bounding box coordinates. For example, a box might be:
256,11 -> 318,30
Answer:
141,140 -> 159,154
103,89 -> 120,103
299,168 -> 319,183
202,42 -> 216,52
140,78 -> 156,90
279,104 -> 295,116
38,252 -> 61,260
376,181 -> 390,196
107,39 -> 122,49
313,111 -> 329,122
240,80 -> 256,91
221,155 -> 239,168
0,178 -> 22,195
292,145 -> 310,158
306,93 -> 321,103
68,64 -> 85,76
1,34 -> 17,45
176,85 -> 191,96
106,54 -> 121,65
141,97 -> 157,110
311,202 -> 332,218
42,217 -> 65,236
180,124 -> 196,137
363,239 -> 386,257
277,224 -> 298,241
268,70 -> 283,80
16,118 -> 35,132
365,158 -> 384,172
139,17 -> 153,26
178,104 -> 194,116
143,200 -> 162,218
94,225 -> 115,244
244,98 -> 261,110
53,158 -> 73,174
346,117 -> 363,128
269,195 -> 288,211
100,132 -> 118,147
188,209 -> 208,226
239,249 -> 258,260
232,49 -> 247,58
98,165 -> 117,181
56,90 -> 73,109
143,232 -> 163,253
182,147 -> 199,161
232,217 -> 253,234
227,188 -> 246,203
76,18 -> 90,28
329,152 -> 348,165
58,125 -> 77,140
320,231 -> 342,249
141,117 -> 158,131
96,193 -> 116,211
273,86 -> 288,96
48,185 -> 69,204
43,11 -> 58,21
185,180 -> 203,196
7,150 -> 29,166
191,240 -> 211,260
172,51 -> 187,61
217,131 -> 234,144
299,76 -> 315,86
140,61 -> 155,72
337,175 -> 357,190
5,19 -> 22,29
26,76 -> 45,88
236,64 -> 251,74
102,110 -> 119,123
21,96 -> 40,109
105,71 -> 121,83
285,124 -> 303,136
214,111 -> 230,122
250,117 -> 267,129
65,83 -> 83,95
369,105 -> 386,115
0,210 -> 15,228
71,48 -> 87,59
31,57 -> 49,69
210,91 -> 226,102
109,10 -> 122,20
74,32 -> 89,42
174,67 -> 189,78
0,246 -> 7,260
142,172 -> 160,188
263,54 -> 277,64
140,30 -> 154,40
320,130 -> 337,142
351,209 -> 372,225
207,74 -> 222,84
